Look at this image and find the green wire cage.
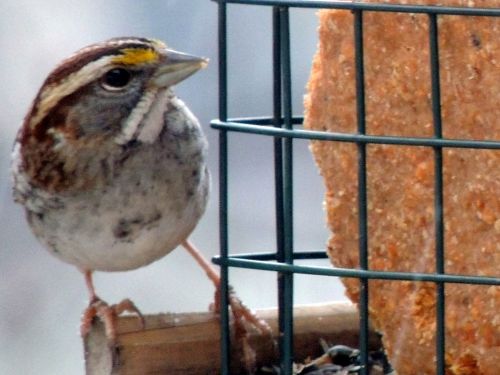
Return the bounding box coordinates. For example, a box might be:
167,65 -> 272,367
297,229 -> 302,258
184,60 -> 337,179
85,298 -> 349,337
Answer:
210,1 -> 500,374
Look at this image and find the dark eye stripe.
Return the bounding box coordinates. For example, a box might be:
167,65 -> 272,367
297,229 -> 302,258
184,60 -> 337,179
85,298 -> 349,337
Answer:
24,38 -> 156,133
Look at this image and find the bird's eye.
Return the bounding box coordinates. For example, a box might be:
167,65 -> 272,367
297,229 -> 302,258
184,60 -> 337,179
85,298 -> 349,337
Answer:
101,68 -> 131,90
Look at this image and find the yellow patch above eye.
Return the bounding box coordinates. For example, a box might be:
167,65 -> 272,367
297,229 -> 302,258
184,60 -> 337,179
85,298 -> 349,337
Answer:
112,48 -> 159,65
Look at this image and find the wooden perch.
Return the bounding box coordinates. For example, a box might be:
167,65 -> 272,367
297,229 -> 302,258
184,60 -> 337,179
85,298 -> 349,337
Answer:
84,302 -> 380,374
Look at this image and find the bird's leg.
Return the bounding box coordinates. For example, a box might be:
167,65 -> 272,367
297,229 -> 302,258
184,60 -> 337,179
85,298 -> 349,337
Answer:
83,269 -> 99,302
180,240 -> 273,355
181,240 -> 271,335
180,240 -> 220,286
80,270 -> 145,342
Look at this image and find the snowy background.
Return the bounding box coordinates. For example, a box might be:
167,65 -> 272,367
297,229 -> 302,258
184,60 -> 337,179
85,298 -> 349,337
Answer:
0,1 -> 347,373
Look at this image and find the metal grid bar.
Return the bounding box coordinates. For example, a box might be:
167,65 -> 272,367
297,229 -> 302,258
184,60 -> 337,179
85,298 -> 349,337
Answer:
211,119 -> 500,149
428,13 -> 446,374
271,7 -> 289,373
213,256 -> 500,285
272,5 -> 296,373
216,2 -> 231,374
212,1 -> 500,374
353,9 -> 370,375
279,6 -> 296,374
218,0 -> 500,16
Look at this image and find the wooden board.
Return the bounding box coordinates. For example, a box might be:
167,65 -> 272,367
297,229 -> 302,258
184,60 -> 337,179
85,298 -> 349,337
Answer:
84,302 -> 380,374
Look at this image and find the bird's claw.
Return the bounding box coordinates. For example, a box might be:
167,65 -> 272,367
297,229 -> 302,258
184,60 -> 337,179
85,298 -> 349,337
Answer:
80,296 -> 145,342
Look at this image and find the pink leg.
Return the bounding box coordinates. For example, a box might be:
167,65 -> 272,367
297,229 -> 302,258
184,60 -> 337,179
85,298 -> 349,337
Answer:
180,240 -> 220,286
83,269 -> 98,301
181,240 -> 274,372
180,240 -> 273,336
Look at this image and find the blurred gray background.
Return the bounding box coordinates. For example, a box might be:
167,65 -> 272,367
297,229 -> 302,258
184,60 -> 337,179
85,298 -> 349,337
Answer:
0,1 -> 347,373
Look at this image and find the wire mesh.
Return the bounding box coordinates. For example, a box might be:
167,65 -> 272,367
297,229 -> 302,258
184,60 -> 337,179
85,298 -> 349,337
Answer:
210,1 -> 500,374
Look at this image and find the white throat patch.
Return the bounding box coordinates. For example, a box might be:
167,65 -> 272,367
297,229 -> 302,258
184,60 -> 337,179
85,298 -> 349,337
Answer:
115,88 -> 170,145
137,89 -> 171,143
114,87 -> 158,145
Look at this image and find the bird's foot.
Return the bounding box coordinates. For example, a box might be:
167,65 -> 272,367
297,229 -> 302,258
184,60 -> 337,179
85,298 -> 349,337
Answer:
213,286 -> 275,373
80,296 -> 145,342
229,288 -> 275,373
228,286 -> 272,337
180,240 -> 275,371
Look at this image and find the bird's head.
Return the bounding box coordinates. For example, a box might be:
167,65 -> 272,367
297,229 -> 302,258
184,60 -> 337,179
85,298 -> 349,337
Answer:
17,37 -> 207,192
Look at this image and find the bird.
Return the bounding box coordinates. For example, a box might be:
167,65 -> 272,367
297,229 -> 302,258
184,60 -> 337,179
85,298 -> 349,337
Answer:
11,37 -> 270,343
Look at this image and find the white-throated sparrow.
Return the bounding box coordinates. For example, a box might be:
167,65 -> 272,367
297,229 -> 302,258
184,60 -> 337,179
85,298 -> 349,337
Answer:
13,36 -> 209,273
11,37 -> 215,339
12,37 -> 271,362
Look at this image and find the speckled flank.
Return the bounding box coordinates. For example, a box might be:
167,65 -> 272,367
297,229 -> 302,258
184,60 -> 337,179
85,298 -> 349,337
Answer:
113,211 -> 162,242
17,95 -> 209,272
